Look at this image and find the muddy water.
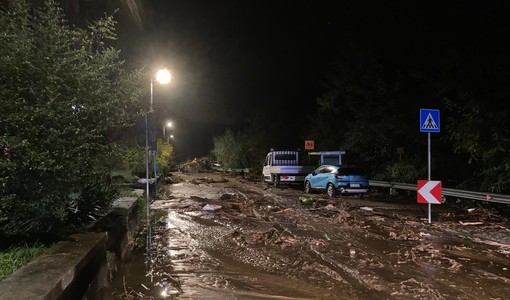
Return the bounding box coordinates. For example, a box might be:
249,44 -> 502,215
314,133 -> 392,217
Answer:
105,173 -> 510,299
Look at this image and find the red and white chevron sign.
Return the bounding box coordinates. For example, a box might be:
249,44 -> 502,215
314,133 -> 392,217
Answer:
417,180 -> 442,204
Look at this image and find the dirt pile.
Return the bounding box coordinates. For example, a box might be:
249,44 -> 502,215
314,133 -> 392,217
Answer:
176,157 -> 211,173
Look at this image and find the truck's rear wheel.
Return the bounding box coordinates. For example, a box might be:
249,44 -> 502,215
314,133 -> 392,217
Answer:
273,175 -> 279,187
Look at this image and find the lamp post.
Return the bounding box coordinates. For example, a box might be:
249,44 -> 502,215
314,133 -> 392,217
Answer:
163,121 -> 173,143
145,68 -> 171,227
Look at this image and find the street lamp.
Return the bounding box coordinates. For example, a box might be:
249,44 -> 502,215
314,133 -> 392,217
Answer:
163,121 -> 173,143
149,69 -> 171,111
145,68 -> 171,228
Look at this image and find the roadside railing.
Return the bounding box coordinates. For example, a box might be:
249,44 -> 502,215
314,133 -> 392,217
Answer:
369,180 -> 510,205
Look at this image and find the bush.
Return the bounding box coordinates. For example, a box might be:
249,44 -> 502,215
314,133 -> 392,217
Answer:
0,1 -> 144,242
212,129 -> 253,170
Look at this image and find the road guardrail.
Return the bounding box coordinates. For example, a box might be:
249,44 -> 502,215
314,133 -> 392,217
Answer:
369,180 -> 510,205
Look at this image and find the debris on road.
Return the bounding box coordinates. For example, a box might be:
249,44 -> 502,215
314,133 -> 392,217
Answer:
360,206 -> 374,211
190,176 -> 228,185
459,221 -> 484,226
389,229 -> 421,241
474,238 -> 510,250
322,204 -> 338,211
298,196 -> 315,205
177,157 -> 212,173
243,229 -> 278,245
349,249 -> 356,257
220,193 -> 238,200
202,204 -> 222,211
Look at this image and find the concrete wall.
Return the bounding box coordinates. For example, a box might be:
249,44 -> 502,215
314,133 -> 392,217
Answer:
0,193 -> 142,300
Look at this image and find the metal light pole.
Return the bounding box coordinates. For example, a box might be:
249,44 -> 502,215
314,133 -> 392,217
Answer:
145,69 -> 171,280
145,76 -> 155,230
145,112 -> 150,225
145,79 -> 153,256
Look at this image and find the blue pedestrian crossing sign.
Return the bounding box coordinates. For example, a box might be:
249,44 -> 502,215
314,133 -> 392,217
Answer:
420,109 -> 440,133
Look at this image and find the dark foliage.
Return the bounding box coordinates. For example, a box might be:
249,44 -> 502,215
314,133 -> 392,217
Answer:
0,0 -> 144,242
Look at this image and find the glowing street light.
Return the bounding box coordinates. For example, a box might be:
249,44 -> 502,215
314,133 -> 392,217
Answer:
149,69 -> 171,111
156,69 -> 171,84
163,121 -> 173,141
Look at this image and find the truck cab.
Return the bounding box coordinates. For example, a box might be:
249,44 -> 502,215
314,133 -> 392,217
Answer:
262,150 -> 315,187
308,151 -> 346,165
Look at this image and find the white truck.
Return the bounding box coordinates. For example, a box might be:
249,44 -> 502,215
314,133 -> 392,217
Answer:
262,150 -> 315,187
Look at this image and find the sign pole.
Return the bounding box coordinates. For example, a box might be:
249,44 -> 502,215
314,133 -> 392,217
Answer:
428,132 -> 431,224
419,108 -> 440,224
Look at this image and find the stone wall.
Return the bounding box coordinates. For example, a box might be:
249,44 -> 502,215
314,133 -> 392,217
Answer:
0,192 -> 142,300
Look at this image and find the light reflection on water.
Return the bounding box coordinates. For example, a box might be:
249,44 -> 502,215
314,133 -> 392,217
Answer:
166,210 -> 177,229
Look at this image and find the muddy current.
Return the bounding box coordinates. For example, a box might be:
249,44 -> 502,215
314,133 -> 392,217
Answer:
107,172 -> 510,300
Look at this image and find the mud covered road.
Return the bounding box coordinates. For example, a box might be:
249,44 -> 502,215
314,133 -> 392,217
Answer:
113,172 -> 510,299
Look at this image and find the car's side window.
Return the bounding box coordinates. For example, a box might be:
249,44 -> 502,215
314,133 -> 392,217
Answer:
319,167 -> 329,174
316,166 -> 324,174
326,166 -> 335,173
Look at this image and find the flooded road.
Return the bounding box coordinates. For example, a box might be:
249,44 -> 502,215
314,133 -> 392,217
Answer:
108,172 -> 510,299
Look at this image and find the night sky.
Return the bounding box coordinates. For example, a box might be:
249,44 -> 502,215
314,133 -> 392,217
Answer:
115,1 -> 509,161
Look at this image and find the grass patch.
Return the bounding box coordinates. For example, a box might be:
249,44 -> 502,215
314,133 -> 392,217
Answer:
0,243 -> 48,280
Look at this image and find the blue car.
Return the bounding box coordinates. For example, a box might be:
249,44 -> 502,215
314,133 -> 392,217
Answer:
304,165 -> 369,197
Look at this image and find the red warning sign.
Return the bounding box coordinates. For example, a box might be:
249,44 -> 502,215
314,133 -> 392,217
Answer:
304,140 -> 314,150
417,180 -> 442,204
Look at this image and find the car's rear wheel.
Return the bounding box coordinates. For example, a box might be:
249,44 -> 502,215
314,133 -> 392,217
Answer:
326,183 -> 336,197
305,181 -> 312,193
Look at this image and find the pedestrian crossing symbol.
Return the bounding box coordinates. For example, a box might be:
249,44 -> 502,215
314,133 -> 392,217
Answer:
420,109 -> 440,133
423,113 -> 438,129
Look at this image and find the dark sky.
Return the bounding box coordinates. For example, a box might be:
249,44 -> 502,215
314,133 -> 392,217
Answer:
115,1 -> 509,161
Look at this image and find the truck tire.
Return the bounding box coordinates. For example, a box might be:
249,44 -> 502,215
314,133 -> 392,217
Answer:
273,175 -> 279,187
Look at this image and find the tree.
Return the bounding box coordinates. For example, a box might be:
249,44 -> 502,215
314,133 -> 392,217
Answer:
443,83 -> 510,193
156,139 -> 174,177
0,0 -> 144,241
212,129 -> 251,170
306,45 -> 427,180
